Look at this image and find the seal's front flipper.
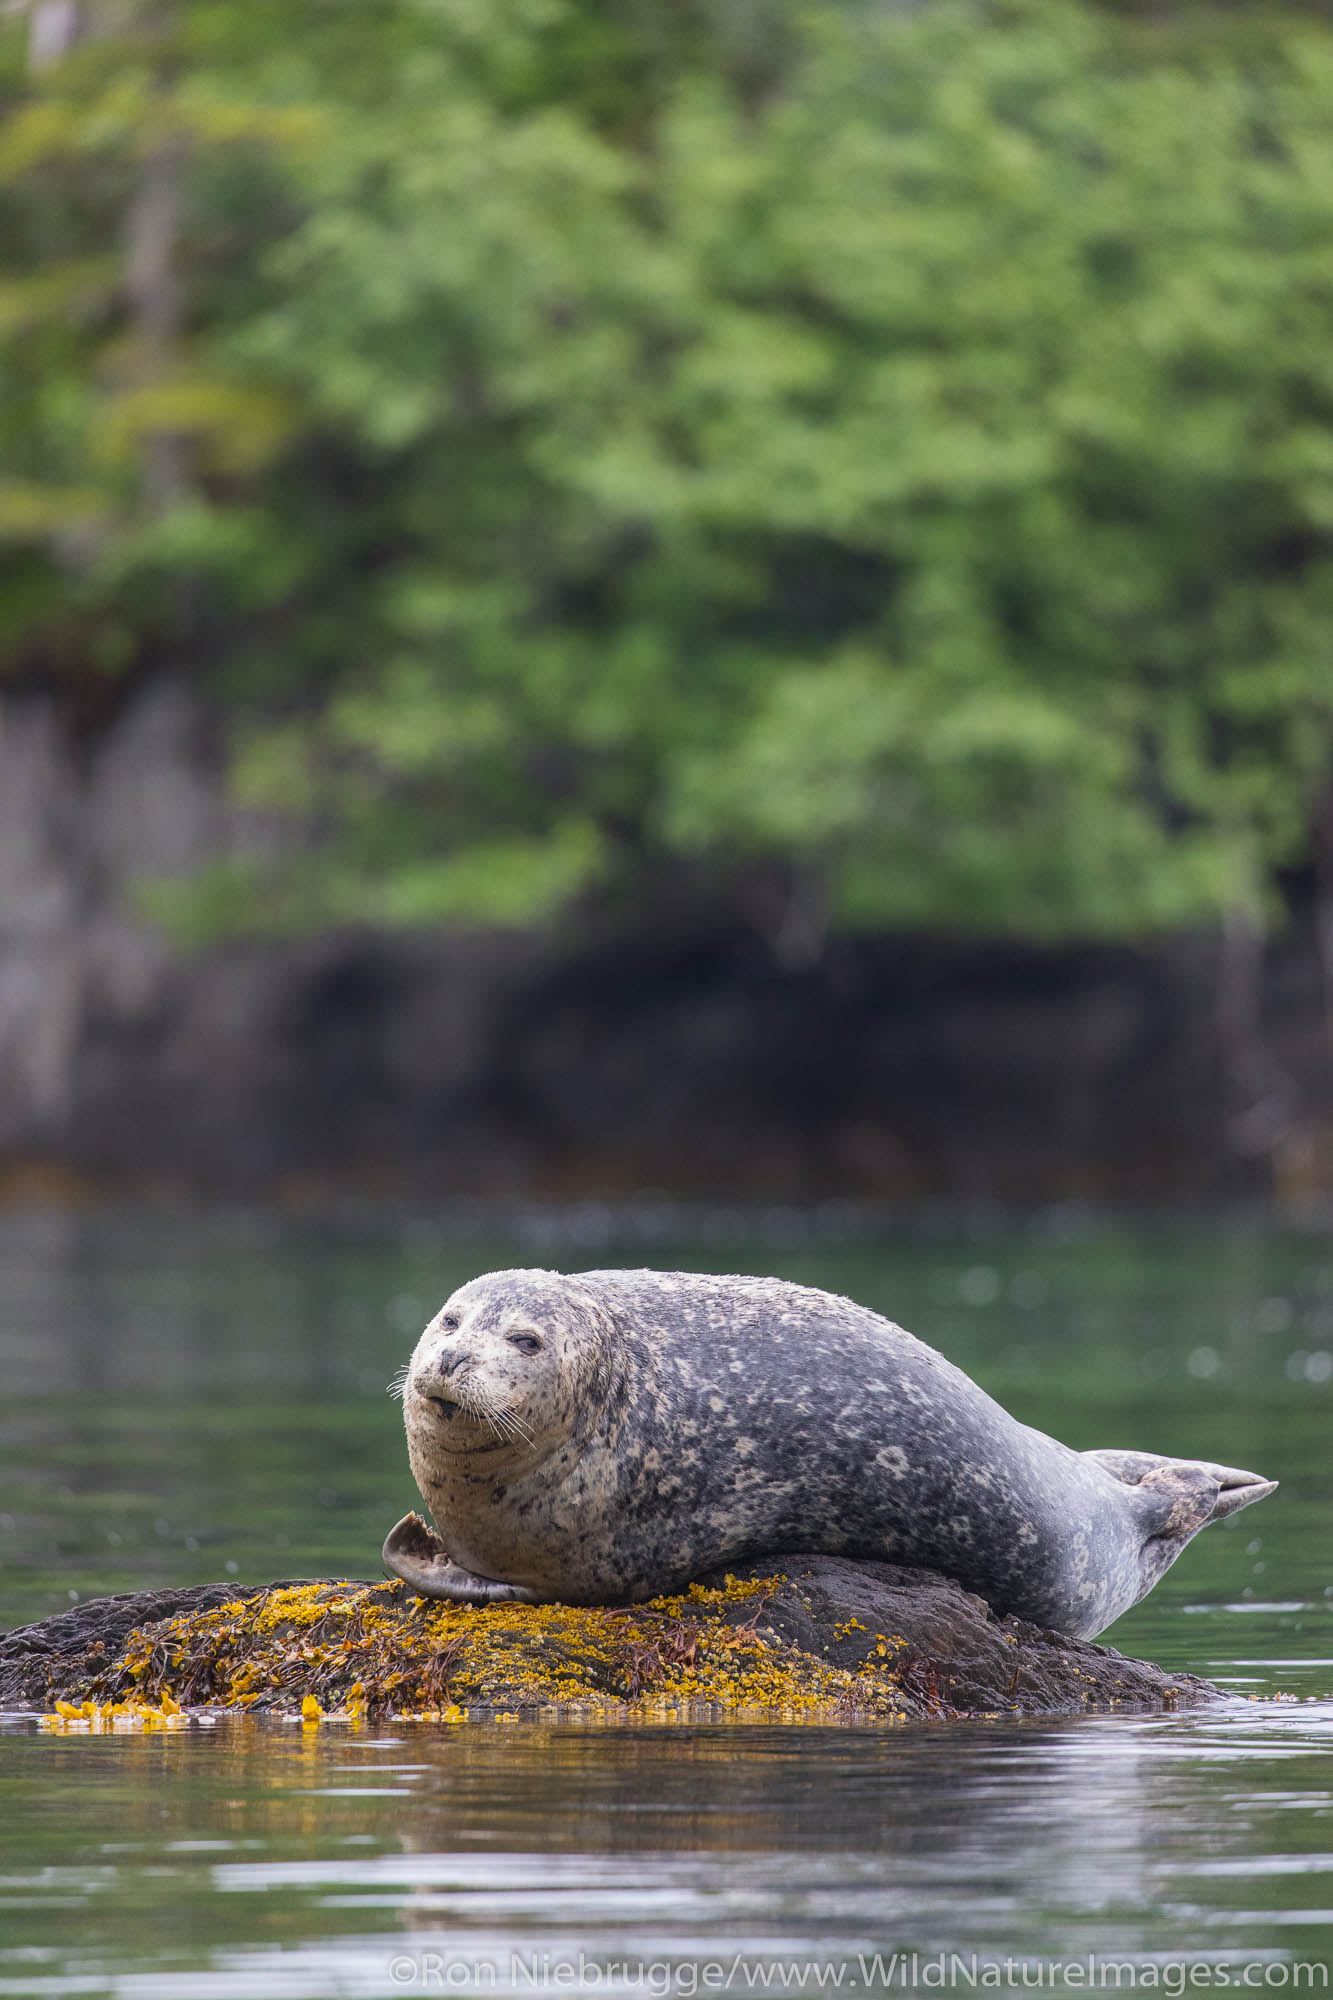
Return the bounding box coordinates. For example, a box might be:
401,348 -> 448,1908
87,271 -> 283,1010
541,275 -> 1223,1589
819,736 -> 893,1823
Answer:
381,1511 -> 542,1605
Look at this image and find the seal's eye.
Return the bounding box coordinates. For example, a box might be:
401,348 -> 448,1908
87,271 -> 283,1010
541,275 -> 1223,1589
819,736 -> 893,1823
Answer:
507,1332 -> 542,1355
440,1311 -> 461,1332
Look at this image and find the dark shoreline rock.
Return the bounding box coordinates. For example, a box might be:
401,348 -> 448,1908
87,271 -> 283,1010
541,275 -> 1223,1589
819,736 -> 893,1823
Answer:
0,1556 -> 1216,1721
8,674 -> 1333,1211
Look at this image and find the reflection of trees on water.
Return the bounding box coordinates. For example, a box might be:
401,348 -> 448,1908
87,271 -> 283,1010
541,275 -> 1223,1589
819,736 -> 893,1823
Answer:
0,1210 -> 445,1603
0,1207 -> 480,1400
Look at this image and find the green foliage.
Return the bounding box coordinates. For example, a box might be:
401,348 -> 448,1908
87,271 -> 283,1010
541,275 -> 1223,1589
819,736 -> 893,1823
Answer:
3,0 -> 1332,940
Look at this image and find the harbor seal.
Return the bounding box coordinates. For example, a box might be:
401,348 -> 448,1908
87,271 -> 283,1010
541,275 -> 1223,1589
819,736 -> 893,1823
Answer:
381,1268 -> 1276,1639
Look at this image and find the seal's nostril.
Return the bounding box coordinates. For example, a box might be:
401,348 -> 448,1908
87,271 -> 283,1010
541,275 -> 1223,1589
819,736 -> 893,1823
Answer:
438,1350 -> 470,1379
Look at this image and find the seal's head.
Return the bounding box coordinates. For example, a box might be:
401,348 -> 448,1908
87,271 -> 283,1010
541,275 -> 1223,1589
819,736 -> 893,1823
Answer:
398,1267 -> 613,1470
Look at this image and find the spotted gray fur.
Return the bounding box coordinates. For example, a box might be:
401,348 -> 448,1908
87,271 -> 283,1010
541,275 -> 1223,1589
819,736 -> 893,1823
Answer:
382,1268 -> 1276,1639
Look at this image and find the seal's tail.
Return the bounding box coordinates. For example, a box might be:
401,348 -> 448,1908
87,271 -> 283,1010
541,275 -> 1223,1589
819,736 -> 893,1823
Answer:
1083,1447 -> 1277,1535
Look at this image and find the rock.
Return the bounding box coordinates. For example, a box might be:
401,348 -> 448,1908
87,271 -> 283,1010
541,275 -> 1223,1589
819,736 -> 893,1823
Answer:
0,1557 -> 1215,1720
0,1583 -> 275,1711
696,1556 -> 1213,1714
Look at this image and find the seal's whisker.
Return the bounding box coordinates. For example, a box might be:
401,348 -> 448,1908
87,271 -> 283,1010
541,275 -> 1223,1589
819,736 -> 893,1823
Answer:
386,1364 -> 411,1401
452,1389 -> 527,1446
447,1388 -> 534,1448
495,1408 -> 535,1447
484,1408 -> 525,1445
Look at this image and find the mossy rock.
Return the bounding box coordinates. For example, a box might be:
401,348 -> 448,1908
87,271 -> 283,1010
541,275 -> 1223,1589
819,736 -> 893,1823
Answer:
0,1555 -> 1217,1726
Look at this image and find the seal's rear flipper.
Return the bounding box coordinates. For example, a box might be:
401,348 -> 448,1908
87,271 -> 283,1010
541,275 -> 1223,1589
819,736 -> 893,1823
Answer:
381,1511 -> 542,1605
1084,1449 -> 1277,1533
1200,1467 -> 1279,1522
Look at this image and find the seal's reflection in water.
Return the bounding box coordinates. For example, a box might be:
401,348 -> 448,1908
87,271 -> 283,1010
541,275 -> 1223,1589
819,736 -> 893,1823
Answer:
341,1714 -> 1318,1959
8,1707 -> 1333,1991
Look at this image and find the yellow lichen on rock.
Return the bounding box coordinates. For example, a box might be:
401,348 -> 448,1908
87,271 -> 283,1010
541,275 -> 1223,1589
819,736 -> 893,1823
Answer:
48,1576 -> 910,1725
648,1573 -> 787,1617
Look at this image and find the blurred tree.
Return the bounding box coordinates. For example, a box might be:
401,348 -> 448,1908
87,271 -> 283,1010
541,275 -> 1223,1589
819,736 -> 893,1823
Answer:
0,0 -> 319,686
1,0 -> 1331,1002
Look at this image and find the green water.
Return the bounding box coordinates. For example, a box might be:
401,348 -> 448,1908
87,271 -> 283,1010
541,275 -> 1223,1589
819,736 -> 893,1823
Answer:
2,1205 -> 1332,1997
